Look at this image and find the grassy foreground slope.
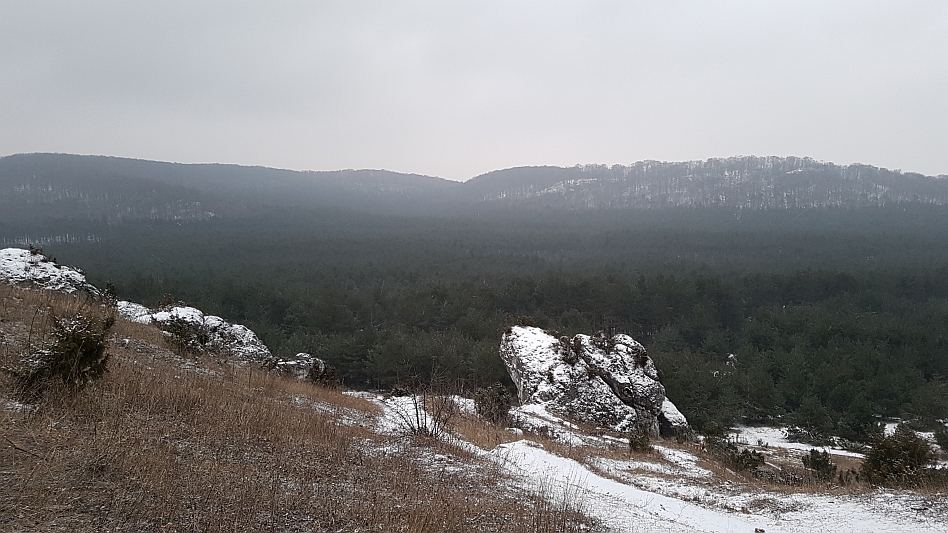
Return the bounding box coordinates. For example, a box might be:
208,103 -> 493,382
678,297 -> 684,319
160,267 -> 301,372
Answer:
0,284 -> 593,532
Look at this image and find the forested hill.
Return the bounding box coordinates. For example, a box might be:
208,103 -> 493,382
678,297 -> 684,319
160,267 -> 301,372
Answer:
463,157 -> 948,209
0,153 -> 456,223
3,154 -> 948,226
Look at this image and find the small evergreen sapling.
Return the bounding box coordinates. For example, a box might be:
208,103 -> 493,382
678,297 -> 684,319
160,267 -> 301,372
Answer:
802,449 -> 837,481
308,358 -> 339,387
627,428 -> 651,453
861,424 -> 934,485
13,313 -> 114,396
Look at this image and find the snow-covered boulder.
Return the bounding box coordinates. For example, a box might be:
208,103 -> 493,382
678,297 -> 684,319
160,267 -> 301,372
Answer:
269,352 -> 337,384
270,353 -> 315,379
659,399 -> 689,436
500,326 -> 688,437
118,302 -> 271,363
0,247 -> 100,295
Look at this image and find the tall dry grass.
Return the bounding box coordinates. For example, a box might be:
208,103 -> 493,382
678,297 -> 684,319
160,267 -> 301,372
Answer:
1,285 -> 597,532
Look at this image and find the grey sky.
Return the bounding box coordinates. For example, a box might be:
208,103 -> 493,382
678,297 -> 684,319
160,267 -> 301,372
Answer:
2,1 -> 946,180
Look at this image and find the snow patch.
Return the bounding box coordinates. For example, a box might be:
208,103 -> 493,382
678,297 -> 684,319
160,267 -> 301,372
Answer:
733,425 -> 866,459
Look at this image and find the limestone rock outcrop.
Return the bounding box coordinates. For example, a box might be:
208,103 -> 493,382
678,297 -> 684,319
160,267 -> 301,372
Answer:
118,301 -> 272,363
500,325 -> 688,437
269,353 -> 337,384
0,247 -> 99,295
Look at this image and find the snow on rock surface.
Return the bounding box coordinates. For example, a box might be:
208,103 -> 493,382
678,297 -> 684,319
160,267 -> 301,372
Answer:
272,353 -> 316,379
118,301 -> 271,363
0,247 -> 99,295
659,398 -> 689,435
500,325 -> 687,436
0,247 -> 276,367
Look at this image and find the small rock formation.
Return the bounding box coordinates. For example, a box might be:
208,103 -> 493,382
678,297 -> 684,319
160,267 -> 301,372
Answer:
269,353 -> 315,379
500,326 -> 688,437
307,355 -> 339,386
268,352 -> 337,384
1,247 -> 279,368
118,301 -> 272,363
0,247 -> 100,295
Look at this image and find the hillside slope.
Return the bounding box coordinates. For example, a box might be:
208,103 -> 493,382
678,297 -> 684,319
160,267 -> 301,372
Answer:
0,283 -> 595,532
3,284 -> 946,532
0,153 -> 458,223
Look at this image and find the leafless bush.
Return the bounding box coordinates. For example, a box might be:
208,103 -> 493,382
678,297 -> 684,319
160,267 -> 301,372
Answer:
389,375 -> 460,439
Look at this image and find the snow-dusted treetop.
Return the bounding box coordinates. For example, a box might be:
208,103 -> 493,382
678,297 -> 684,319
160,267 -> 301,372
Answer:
500,325 -> 687,437
0,247 -> 99,295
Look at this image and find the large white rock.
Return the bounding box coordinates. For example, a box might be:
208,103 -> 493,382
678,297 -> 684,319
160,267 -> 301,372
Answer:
500,326 -> 688,437
0,247 -> 99,295
118,302 -> 271,362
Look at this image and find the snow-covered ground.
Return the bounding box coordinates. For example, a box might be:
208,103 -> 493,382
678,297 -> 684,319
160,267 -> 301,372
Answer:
733,425 -> 867,459
370,395 -> 948,533
493,439 -> 946,532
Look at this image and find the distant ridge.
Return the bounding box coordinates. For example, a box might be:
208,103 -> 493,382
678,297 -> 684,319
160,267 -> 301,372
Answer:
2,154 -> 947,226
463,157 -> 948,209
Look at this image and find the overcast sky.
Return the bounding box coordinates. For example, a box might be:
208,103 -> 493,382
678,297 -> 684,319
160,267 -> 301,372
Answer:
1,1 -> 946,180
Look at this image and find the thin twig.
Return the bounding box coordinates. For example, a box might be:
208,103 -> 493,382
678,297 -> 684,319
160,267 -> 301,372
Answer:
3,435 -> 45,460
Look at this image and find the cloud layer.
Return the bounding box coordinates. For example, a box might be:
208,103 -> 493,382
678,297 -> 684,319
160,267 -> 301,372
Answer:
2,1 -> 946,180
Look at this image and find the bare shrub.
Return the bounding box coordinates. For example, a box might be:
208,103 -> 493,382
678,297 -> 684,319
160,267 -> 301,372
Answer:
474,382 -> 513,424
388,375 -> 460,439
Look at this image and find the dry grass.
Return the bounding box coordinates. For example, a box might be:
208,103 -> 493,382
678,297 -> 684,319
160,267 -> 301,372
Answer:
1,285 -> 597,532
449,411 -> 522,451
